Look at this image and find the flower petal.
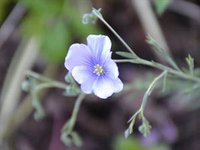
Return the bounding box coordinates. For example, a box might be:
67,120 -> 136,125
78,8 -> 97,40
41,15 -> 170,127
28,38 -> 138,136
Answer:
81,77 -> 96,94
104,59 -> 119,79
93,76 -> 123,99
72,66 -> 93,84
65,44 -> 93,72
87,35 -> 111,62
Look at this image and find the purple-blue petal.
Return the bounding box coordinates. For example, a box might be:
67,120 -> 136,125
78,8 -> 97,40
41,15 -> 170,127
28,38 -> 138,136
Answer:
93,76 -> 123,99
81,77 -> 96,94
65,44 -> 93,72
71,66 -> 93,84
87,35 -> 111,63
104,59 -> 119,79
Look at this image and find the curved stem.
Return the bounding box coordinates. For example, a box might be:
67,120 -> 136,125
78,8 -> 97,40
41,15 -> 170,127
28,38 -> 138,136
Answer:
62,93 -> 86,133
128,71 -> 166,122
26,70 -> 68,89
34,82 -> 67,92
26,70 -> 54,82
93,9 -> 138,58
140,71 -> 166,116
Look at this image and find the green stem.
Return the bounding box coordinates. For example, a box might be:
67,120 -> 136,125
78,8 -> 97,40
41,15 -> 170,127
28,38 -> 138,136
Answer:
94,10 -> 200,83
128,109 -> 140,123
115,58 -> 200,83
128,71 -> 166,122
93,9 -> 138,58
140,71 -> 166,115
34,82 -> 67,92
26,70 -> 68,89
62,93 -> 86,133
26,70 -> 52,82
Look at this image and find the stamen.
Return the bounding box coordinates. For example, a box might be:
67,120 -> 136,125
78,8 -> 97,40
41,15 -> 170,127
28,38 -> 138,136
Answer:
93,64 -> 105,76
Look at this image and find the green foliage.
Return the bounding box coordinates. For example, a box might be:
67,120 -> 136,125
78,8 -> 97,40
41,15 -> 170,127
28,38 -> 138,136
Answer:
19,0 -> 100,64
154,0 -> 171,15
113,136 -> 170,150
113,136 -> 145,150
63,2 -> 100,38
0,0 -> 11,23
40,21 -> 70,63
20,0 -> 62,15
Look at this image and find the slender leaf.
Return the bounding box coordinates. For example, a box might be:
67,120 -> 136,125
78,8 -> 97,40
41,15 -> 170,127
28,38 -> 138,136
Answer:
116,52 -> 136,59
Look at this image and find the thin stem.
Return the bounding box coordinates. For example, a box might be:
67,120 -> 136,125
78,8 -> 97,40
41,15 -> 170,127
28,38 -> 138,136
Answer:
128,109 -> 141,123
115,58 -> 200,83
62,93 -> 86,132
94,9 -> 200,83
139,58 -> 200,83
140,71 -> 166,114
26,70 -> 53,82
93,9 -> 138,58
26,70 -> 68,89
128,71 -> 166,122
34,82 -> 67,93
94,10 -> 200,84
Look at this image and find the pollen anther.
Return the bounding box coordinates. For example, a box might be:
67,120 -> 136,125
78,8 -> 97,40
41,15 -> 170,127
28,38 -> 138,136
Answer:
93,64 -> 105,76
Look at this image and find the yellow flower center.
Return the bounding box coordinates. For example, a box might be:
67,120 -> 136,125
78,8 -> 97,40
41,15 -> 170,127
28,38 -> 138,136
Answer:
93,64 -> 105,76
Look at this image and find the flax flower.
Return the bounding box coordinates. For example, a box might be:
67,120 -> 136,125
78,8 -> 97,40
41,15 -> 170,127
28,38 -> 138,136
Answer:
65,35 -> 123,99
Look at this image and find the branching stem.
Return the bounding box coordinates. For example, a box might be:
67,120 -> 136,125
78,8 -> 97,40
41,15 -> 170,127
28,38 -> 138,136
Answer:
92,9 -> 138,58
115,58 -> 200,83
26,70 -> 67,89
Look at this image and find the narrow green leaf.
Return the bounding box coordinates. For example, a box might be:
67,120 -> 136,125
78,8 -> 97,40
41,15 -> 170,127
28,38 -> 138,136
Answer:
116,52 -> 136,59
146,35 -> 164,53
124,116 -> 136,138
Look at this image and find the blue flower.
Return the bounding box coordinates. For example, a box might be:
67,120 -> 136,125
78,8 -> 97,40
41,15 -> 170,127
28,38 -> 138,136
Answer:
64,35 -> 123,99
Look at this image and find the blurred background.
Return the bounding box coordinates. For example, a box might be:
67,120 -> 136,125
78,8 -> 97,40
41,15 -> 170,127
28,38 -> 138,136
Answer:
0,0 -> 200,150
